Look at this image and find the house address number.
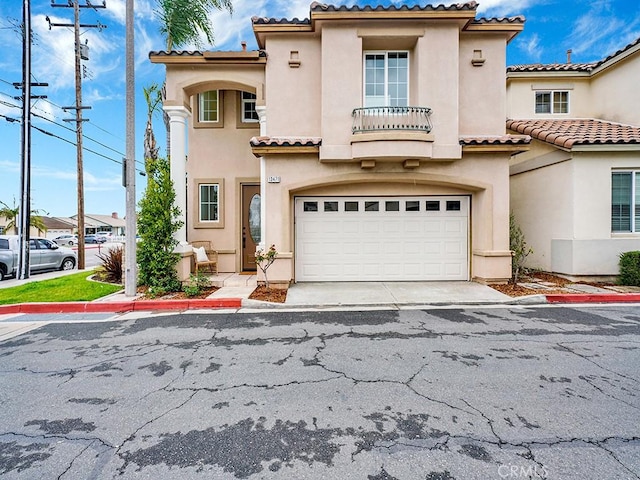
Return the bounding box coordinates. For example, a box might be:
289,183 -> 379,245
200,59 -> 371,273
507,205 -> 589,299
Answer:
268,176 -> 281,183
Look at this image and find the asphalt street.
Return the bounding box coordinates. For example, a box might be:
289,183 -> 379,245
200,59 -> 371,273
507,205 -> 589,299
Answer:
0,305 -> 638,479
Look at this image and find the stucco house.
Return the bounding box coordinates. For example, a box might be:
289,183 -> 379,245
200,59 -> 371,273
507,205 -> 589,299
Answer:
150,1 -> 529,284
507,38 -> 640,277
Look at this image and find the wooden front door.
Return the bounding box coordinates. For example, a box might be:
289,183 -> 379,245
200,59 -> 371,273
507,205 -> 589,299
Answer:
242,184 -> 261,271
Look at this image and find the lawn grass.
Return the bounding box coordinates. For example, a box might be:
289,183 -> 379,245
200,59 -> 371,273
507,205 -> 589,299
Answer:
0,271 -> 123,305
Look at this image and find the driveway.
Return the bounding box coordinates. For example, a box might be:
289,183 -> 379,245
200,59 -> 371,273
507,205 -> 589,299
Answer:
0,306 -> 638,479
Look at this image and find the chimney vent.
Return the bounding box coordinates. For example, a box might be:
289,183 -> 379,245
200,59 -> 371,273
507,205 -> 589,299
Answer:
112,212 -> 118,219
241,41 -> 247,52
567,49 -> 572,64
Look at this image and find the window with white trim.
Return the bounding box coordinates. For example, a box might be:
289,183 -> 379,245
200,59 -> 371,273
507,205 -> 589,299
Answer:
241,92 -> 259,123
199,183 -> 219,222
198,90 -> 219,122
535,90 -> 568,114
364,51 -> 408,107
612,172 -> 640,232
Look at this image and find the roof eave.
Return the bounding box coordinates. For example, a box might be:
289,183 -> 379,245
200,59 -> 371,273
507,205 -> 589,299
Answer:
571,144 -> 640,152
463,22 -> 524,43
506,70 -> 591,79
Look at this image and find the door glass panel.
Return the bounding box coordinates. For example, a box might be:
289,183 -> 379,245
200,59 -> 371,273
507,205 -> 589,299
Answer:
249,194 -> 261,244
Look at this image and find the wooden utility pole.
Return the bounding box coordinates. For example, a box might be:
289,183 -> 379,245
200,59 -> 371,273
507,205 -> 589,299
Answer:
48,0 -> 106,270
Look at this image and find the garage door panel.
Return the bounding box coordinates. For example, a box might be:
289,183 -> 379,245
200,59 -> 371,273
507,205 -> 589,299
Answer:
296,196 -> 469,281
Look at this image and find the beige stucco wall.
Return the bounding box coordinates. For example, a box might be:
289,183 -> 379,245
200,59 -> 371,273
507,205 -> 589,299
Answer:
590,53 -> 640,125
187,90 -> 260,272
506,77 -> 592,119
264,35 -> 321,136
510,146 -> 640,275
459,34 -> 507,135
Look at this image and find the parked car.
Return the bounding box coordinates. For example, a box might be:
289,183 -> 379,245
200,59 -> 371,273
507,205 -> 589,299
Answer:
0,235 -> 77,280
85,234 -> 107,244
53,234 -> 78,246
95,232 -> 113,241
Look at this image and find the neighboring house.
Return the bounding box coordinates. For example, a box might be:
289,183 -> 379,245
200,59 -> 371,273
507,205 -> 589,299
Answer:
151,1 -> 529,284
40,217 -> 76,240
507,38 -> 640,277
69,213 -> 126,236
0,215 -> 45,237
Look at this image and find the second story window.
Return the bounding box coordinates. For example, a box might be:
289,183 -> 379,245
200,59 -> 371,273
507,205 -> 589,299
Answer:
364,51 -> 408,107
535,91 -> 568,114
241,92 -> 259,123
199,90 -> 219,122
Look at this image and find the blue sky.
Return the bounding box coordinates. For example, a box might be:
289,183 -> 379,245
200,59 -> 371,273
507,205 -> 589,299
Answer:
0,0 -> 638,218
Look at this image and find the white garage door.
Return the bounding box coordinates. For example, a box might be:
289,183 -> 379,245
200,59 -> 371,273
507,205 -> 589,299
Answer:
295,196 -> 469,281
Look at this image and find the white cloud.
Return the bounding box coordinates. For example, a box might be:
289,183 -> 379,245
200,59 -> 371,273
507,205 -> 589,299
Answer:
565,0 -> 639,61
476,0 -> 539,16
516,33 -> 542,63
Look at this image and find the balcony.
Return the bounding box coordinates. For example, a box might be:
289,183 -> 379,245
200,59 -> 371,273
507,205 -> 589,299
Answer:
348,106 -> 436,166
352,106 -> 433,134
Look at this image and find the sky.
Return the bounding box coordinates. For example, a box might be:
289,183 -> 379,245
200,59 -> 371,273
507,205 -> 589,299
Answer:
0,0 -> 638,218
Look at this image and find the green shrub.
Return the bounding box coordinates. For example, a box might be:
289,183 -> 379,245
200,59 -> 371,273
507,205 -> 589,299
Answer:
182,273 -> 212,297
137,158 -> 183,293
618,251 -> 640,286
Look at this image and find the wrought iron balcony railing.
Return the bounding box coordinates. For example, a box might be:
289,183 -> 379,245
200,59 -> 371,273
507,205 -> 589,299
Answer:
352,106 -> 433,134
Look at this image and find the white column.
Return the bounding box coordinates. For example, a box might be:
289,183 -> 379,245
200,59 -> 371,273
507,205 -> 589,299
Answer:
255,105 -> 267,250
164,106 -> 191,248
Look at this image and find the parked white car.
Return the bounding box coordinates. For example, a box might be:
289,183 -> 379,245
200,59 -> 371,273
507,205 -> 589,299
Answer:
53,234 -> 78,246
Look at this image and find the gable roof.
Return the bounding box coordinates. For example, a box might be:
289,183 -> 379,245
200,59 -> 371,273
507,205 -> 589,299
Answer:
506,119 -> 640,150
507,36 -> 640,75
38,216 -> 76,230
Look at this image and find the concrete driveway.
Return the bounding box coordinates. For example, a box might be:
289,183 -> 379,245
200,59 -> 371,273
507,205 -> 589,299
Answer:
283,281 -> 511,307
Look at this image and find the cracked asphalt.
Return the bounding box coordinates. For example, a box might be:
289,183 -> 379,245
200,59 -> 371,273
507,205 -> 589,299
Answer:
0,305 -> 639,479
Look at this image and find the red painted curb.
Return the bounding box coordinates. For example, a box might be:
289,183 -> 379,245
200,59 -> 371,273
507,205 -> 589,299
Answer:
0,298 -> 242,314
546,293 -> 640,303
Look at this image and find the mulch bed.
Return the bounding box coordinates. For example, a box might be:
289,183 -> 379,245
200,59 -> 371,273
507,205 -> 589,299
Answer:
136,285 -> 219,300
490,272 -> 614,297
248,285 -> 288,303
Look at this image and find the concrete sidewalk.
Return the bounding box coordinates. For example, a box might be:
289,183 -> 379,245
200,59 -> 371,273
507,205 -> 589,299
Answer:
2,271 -> 640,318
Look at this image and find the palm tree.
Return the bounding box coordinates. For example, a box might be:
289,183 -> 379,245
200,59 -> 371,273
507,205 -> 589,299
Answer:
155,0 -> 233,51
154,0 -> 233,155
143,83 -> 162,172
0,199 -> 47,235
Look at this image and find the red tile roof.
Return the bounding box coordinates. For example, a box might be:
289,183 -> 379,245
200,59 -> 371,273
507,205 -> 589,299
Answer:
250,137 -> 322,147
252,1 -> 525,26
459,135 -> 530,146
506,119 -> 640,149
508,36 -> 640,73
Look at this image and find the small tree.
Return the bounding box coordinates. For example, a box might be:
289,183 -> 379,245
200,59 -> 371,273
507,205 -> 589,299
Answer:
255,244 -> 278,289
137,158 -> 183,295
510,212 -> 533,285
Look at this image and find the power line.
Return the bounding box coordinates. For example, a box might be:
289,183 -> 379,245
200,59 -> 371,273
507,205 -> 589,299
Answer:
0,87 -> 145,168
1,105 -> 145,175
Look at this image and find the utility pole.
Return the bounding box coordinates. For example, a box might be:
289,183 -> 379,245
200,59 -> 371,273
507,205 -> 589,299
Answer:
47,0 -> 106,270
16,0 -> 48,280
124,0 -> 136,296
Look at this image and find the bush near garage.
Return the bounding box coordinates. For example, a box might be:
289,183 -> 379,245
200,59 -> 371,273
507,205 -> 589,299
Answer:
618,251 -> 640,286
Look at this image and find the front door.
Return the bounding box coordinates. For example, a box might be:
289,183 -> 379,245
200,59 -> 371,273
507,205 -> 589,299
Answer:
241,184 -> 261,271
